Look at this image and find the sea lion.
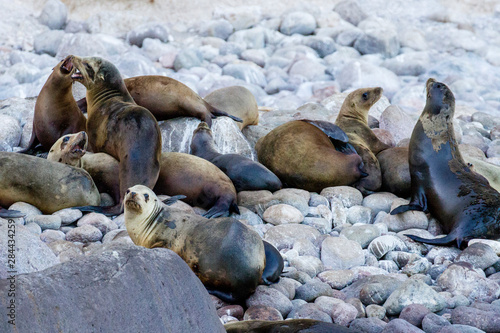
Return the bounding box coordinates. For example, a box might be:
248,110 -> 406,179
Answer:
203,86 -> 259,129
47,132 -> 121,205
377,147 -> 411,198
19,55 -> 87,153
0,152 -> 100,214
78,75 -> 243,127
190,122 -> 282,192
69,56 -> 162,216
391,79 -> 500,247
335,87 -> 391,195
224,319 -> 355,332
261,240 -> 284,285
154,152 -> 239,218
124,185 -> 266,303
255,119 -> 366,193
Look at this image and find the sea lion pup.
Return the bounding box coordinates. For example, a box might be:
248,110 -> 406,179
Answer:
77,75 -> 243,127
0,152 -> 100,214
154,152 -> 239,218
69,56 -> 161,216
224,319 -> 355,332
255,119 -> 367,193
190,122 -> 282,192
124,185 -> 267,303
19,55 -> 87,154
335,87 -> 391,195
203,86 -> 259,129
47,132 -> 121,205
391,79 -> 500,248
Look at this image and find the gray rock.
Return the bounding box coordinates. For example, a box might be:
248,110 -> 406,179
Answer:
47,240 -> 84,262
40,230 -> 65,243
34,30 -> 65,56
222,63 -> 267,88
289,256 -> 323,278
487,140 -> 500,158
65,225 -> 103,243
289,303 -> 333,322
317,269 -> 356,290
243,305 -> 283,321
232,207 -> 263,226
383,279 -> 447,316
362,192 -> 398,219
379,106 -> 416,146
456,243 -> 499,270
340,224 -> 381,248
437,263 -> 500,303
303,36 -> 336,58
241,49 -> 268,67
314,296 -> 345,314
381,319 -> 424,332
289,59 -> 327,81
0,243 -> 224,333
279,12 -> 317,36
451,306 -> 500,332
201,19 -> 234,40
422,313 -> 451,333
302,217 -> 332,234
0,115 -> 21,148
309,193 -> 330,208
246,285 -> 293,317
350,317 -> 387,332
52,208 -> 82,226
77,213 -> 117,235
0,222 -> 59,279
219,42 -> 245,56
24,222 -> 42,235
366,304 -> 386,320
263,204 -> 304,225
321,237 -> 365,270
295,280 -> 334,302
39,0 -> 67,30
378,260 -> 399,273
399,304 -> 431,327
368,235 -> 408,259
320,186 -> 363,208
8,202 -> 42,219
260,191 -> 309,217
212,6 -> 261,31
382,52 -> 429,76
346,297 -> 366,318
56,33 -> 128,59
127,22 -> 170,47
438,325 -> 485,333
334,0 -> 368,26
25,215 -> 62,231
228,27 -> 265,49
174,48 -> 203,71
426,246 -> 462,263
346,205 -> 372,225
331,302 -> 358,326
354,17 -> 399,57
237,190 -> 273,210
270,277 -> 300,300
358,279 -> 405,306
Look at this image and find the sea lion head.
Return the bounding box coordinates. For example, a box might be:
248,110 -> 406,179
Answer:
342,87 -> 383,122
52,55 -> 76,87
124,185 -> 158,218
70,56 -> 125,93
47,131 -> 88,167
425,78 -> 455,117
190,121 -> 218,155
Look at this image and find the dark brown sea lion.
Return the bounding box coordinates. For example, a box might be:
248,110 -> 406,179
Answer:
224,319 -> 355,332
154,152 -> 240,218
0,152 -> 100,214
70,56 -> 161,216
47,132 -> 121,205
190,122 -> 282,192
203,86 -> 259,129
19,55 -> 87,153
391,79 -> 500,247
377,147 -> 411,198
78,75 -> 243,127
335,87 -> 391,195
124,185 -> 267,303
255,119 -> 367,193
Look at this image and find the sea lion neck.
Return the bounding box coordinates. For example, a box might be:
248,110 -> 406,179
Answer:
190,128 -> 220,160
87,80 -> 134,110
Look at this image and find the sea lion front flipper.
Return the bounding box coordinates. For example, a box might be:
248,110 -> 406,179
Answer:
203,206 -> 230,219
300,120 -> 349,143
261,241 -> 284,285
162,195 -> 186,206
72,204 -> 123,217
391,185 -> 427,215
0,208 -> 25,218
77,97 -> 87,113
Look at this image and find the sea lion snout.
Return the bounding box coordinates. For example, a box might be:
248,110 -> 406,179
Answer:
60,55 -> 74,74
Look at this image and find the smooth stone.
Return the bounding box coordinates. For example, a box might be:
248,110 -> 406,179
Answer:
346,205 -> 372,225
8,202 -> 42,219
262,204 -> 304,225
40,230 -> 65,243
34,30 -> 65,57
438,325 -> 485,333
25,215 -> 62,231
455,243 -> 499,270
264,224 -> 321,251
320,186 -> 363,208
269,277 -> 300,300
47,240 -> 84,262
399,304 -> 431,327
217,305 -> 244,320
295,280 -> 334,302
279,12 -> 316,36
246,285 -> 293,317
201,19 -> 234,40
174,48 -> 203,71
354,17 -> 399,58
330,302 -> 358,327
341,224 -> 381,249
321,237 -> 365,270
24,222 -> 42,235
289,256 -> 323,278
468,239 -> 500,256
77,213 -> 117,235
39,0 -> 67,30
237,190 -> 273,210
366,304 -> 386,320
243,305 -> 283,321
65,225 -> 103,243
451,306 -> 500,332
349,317 -> 387,333
303,36 -> 336,58
289,303 -> 332,322
212,6 -> 261,31
126,22 -> 170,47
314,296 -> 345,314
0,114 -> 22,148
422,313 -> 451,333
317,270 -> 356,290
368,235 -> 408,259
379,105 -> 416,146
302,217 -> 332,234
222,63 -> 267,88
232,207 -> 263,226
346,297 -> 366,318
334,0 -> 368,26
362,192 -> 398,219
381,319 -> 424,332
359,281 -> 403,306
426,246 -> 462,263
378,260 -> 400,273
382,52 -> 429,76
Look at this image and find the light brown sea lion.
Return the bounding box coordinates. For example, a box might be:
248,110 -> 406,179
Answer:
190,122 -> 282,192
391,79 -> 500,248
19,55 -> 87,154
255,119 -> 367,193
78,75 -> 243,127
123,185 -> 266,303
69,56 -> 161,216
154,152 -> 239,218
335,87 -> 391,195
203,86 -> 259,129
377,147 -> 411,198
0,152 -> 100,214
47,132 -> 121,205
224,319 -> 356,332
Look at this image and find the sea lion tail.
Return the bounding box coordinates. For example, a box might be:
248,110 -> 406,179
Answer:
206,102 -> 243,123
405,233 -> 456,246
162,195 -> 186,206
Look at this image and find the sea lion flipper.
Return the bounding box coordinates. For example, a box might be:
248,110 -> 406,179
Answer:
72,204 -> 122,216
203,206 -> 229,219
0,208 -> 25,218
300,120 -> 349,143
390,204 -> 424,215
206,103 -> 243,123
162,195 -> 186,206
405,233 -> 457,246
261,240 -> 284,285
77,97 -> 88,113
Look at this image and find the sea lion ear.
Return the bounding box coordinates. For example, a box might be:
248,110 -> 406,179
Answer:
97,72 -> 105,81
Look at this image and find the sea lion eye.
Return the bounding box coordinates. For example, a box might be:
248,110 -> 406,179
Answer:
362,92 -> 369,100
144,193 -> 149,202
126,189 -> 130,194
63,136 -> 70,142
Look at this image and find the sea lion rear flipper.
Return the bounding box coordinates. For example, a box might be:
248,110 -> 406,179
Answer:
203,206 -> 230,219
77,97 -> 87,113
162,195 -> 186,206
207,103 -> 243,123
0,208 -> 25,218
405,233 -> 457,246
391,186 -> 427,215
261,240 -> 284,285
300,120 -> 349,143
73,204 -> 123,217
17,128 -> 40,155
390,204 -> 424,215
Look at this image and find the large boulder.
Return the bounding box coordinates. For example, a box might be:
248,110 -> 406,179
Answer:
0,243 -> 224,333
